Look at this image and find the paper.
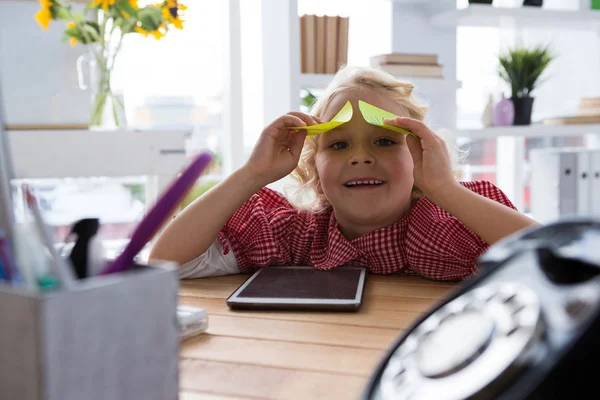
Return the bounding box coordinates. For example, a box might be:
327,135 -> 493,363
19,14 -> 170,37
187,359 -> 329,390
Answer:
292,100 -> 353,136
358,100 -> 414,137
291,100 -> 414,137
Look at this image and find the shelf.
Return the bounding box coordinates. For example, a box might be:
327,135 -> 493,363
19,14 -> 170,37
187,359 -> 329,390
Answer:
430,4 -> 600,31
299,73 -> 461,91
452,123 -> 600,140
401,76 -> 462,91
8,129 -> 189,179
299,73 -> 336,89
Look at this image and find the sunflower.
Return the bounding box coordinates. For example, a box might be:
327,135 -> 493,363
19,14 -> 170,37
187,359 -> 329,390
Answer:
34,0 -> 53,30
92,0 -> 116,12
163,0 -> 186,29
135,25 -> 165,40
67,21 -> 77,46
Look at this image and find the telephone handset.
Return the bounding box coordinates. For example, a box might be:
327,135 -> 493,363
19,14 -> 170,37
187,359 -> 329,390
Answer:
363,218 -> 600,400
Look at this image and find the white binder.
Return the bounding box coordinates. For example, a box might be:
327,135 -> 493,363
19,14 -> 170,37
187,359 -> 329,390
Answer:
530,148 -> 592,223
577,151 -> 591,215
591,150 -> 600,217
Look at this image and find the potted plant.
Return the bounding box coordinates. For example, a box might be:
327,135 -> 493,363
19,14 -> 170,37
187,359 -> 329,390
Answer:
498,44 -> 555,125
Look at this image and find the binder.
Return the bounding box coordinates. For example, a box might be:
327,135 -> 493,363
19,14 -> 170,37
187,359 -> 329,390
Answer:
530,148 -> 581,223
591,150 -> 600,217
577,151 -> 591,215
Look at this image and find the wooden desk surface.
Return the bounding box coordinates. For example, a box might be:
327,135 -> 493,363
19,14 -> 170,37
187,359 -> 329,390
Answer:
178,274 -> 458,400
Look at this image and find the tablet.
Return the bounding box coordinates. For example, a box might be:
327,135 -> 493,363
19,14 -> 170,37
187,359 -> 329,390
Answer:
226,266 -> 367,311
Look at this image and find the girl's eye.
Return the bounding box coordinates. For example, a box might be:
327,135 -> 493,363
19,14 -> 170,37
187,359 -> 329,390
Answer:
330,141 -> 348,150
375,138 -> 396,147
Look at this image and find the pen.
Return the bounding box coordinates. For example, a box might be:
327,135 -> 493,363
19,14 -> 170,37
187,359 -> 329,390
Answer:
0,80 -> 17,276
0,229 -> 12,282
24,187 -> 77,289
100,151 -> 213,275
12,222 -> 41,291
0,257 -> 6,282
68,218 -> 105,279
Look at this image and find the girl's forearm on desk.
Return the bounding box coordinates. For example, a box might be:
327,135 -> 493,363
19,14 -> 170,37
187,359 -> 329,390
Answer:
149,167 -> 266,265
428,183 -> 539,246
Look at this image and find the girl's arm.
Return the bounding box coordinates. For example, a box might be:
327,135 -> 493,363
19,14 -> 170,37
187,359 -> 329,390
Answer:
426,182 -> 538,245
149,112 -> 319,265
149,168 -> 266,265
384,116 -> 538,246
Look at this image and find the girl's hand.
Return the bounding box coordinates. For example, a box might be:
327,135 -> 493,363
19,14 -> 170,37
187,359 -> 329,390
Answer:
384,117 -> 458,199
244,112 -> 321,185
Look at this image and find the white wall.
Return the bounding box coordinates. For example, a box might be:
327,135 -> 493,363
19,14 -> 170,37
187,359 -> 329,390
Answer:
0,1 -> 89,126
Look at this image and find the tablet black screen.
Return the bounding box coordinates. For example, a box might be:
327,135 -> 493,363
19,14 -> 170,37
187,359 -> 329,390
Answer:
237,267 -> 363,300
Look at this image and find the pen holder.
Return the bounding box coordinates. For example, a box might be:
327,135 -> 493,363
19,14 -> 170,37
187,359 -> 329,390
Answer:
0,262 -> 180,400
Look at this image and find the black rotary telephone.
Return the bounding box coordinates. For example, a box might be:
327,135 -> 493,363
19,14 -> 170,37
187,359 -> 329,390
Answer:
363,217 -> 600,400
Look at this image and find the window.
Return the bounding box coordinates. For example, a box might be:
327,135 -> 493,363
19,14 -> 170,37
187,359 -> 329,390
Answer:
20,1 -> 230,257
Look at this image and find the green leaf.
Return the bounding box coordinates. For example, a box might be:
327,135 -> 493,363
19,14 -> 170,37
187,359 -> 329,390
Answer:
116,0 -> 139,17
301,89 -> 318,109
64,20 -> 100,45
82,21 -> 101,42
497,44 -> 555,98
55,8 -> 71,20
138,6 -> 164,31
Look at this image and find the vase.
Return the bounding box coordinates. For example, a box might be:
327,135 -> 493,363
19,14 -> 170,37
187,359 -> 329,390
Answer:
482,94 -> 495,127
77,45 -> 127,130
512,96 -> 534,125
493,94 -> 514,126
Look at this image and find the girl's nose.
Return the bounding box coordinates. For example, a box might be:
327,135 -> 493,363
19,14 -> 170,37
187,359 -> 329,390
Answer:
349,145 -> 375,165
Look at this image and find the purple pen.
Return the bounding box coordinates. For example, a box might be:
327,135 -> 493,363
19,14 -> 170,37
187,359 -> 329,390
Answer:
99,151 -> 213,275
0,231 -> 13,282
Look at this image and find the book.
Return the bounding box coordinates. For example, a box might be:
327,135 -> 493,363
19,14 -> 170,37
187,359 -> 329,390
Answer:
579,97 -> 600,106
300,14 -> 317,73
376,63 -> 444,78
315,16 -> 326,73
577,97 -> 600,116
337,16 -> 349,70
577,107 -> 600,117
300,15 -> 307,73
370,53 -> 438,66
542,115 -> 600,125
325,16 -> 338,74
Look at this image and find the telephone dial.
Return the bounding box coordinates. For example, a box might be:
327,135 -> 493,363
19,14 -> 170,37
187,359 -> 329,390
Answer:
363,217 -> 600,400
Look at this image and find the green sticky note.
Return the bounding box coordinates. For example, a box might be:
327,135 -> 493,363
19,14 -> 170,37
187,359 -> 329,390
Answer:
291,100 -> 353,136
358,100 -> 414,137
291,99 -> 415,138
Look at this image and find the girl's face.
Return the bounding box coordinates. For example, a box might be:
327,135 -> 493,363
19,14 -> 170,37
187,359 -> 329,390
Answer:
314,89 -> 415,239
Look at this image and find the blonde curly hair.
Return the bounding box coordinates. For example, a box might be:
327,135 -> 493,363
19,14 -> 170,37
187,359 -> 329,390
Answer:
288,65 -> 462,211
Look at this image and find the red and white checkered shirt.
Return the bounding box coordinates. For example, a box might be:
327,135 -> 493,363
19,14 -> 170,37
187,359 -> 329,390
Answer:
217,181 -> 516,281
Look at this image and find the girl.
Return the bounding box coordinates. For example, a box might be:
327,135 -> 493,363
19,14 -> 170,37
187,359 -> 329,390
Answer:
149,66 -> 538,281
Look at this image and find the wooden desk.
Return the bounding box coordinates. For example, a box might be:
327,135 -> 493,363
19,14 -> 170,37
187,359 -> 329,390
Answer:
178,274 -> 459,400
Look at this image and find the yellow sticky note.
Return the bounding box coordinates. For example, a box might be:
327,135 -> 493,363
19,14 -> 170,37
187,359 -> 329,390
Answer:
291,100 -> 353,136
358,100 -> 415,137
